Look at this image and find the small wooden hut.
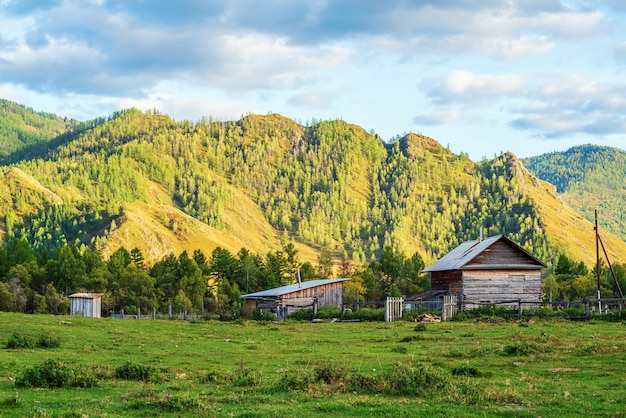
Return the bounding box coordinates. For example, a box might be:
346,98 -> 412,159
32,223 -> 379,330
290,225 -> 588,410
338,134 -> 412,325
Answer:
240,278 -> 350,319
69,293 -> 102,318
422,235 -> 546,306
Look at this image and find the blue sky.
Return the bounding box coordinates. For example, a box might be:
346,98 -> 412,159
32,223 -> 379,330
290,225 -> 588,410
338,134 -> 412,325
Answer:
1,0 -> 625,160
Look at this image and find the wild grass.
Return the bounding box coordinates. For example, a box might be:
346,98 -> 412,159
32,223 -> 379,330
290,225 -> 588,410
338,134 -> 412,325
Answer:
0,312 -> 625,416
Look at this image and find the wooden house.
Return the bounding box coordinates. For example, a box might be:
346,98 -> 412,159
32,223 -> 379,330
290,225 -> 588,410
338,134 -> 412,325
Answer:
422,235 -> 546,306
69,293 -> 102,318
240,278 -> 350,320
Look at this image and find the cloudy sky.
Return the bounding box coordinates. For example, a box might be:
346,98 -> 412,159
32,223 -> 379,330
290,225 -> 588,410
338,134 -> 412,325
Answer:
1,0 -> 626,160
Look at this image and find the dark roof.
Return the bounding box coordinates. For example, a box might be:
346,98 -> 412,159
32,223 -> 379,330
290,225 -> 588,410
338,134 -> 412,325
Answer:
422,235 -> 546,272
240,278 -> 350,299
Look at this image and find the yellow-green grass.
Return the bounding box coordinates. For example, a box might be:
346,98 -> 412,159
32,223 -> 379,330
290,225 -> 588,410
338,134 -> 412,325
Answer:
1,312 -> 625,417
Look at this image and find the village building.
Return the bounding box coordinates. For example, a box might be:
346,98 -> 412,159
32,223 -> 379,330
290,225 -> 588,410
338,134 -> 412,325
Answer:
69,293 -> 102,318
421,235 -> 546,307
240,278 -> 349,320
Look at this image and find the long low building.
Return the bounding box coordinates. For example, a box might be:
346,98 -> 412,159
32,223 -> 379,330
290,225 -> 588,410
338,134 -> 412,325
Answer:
240,278 -> 350,319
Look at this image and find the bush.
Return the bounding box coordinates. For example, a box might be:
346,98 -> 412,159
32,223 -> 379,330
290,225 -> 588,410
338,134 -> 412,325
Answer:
452,365 -> 481,377
314,363 -> 345,384
382,362 -> 450,395
452,305 -> 517,321
37,334 -> 61,348
251,310 -> 277,322
503,342 -> 541,356
5,332 -> 61,349
15,359 -> 97,388
6,332 -> 35,349
115,362 -> 153,381
344,308 -> 385,322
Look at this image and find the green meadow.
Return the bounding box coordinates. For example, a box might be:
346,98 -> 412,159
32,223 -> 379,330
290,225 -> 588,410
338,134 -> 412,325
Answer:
1,312 -> 625,417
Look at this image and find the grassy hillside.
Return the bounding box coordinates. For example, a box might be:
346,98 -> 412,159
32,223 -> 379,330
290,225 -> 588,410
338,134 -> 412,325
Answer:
1,103 -> 625,269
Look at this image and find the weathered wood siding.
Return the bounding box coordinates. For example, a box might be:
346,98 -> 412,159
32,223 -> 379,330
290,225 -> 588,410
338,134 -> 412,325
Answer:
468,240 -> 542,268
280,282 -> 344,307
243,282 -> 345,314
461,270 -> 542,303
430,270 -> 463,295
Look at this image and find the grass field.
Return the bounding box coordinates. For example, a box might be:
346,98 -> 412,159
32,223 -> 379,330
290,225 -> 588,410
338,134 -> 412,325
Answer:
1,312 -> 625,417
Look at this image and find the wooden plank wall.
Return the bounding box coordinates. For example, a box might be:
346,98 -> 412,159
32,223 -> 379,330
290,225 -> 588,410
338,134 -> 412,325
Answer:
431,270 -> 463,295
462,270 -> 541,303
281,282 -> 344,307
470,240 -> 542,267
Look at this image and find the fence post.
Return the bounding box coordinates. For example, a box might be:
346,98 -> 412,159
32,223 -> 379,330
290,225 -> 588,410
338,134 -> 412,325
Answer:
184,307 -> 187,320
121,309 -> 124,319
137,307 -> 141,319
313,299 -> 318,319
517,299 -> 522,316
153,307 -> 156,320
168,304 -> 172,320
584,298 -> 590,319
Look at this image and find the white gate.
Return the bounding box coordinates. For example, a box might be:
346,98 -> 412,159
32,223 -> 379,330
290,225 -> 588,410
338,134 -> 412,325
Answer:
384,297 -> 404,322
442,295 -> 458,321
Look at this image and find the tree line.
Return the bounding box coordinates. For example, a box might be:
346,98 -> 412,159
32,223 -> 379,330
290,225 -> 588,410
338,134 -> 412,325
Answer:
0,238 -> 428,316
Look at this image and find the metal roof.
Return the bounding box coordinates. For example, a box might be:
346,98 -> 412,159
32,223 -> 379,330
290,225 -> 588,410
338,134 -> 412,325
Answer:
422,235 -> 545,272
240,278 -> 351,299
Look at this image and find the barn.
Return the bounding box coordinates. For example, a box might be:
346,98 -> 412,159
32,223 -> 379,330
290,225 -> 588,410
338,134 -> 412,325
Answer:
422,235 -> 546,306
240,278 -> 350,320
69,293 -> 102,318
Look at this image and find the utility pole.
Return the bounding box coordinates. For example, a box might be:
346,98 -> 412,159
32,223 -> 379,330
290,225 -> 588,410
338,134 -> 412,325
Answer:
595,209 -> 601,312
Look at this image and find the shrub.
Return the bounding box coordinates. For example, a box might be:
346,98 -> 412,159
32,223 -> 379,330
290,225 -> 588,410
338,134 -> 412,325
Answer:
414,323 -> 428,332
345,308 -> 385,322
382,362 -> 450,396
252,310 -> 277,322
6,332 -> 35,349
115,362 -> 153,381
37,334 -> 61,348
347,373 -> 379,392
15,359 -> 97,388
503,342 -> 541,356
5,332 -> 61,349
452,305 -> 517,321
314,363 -> 345,384
277,370 -> 315,391
452,365 -> 481,377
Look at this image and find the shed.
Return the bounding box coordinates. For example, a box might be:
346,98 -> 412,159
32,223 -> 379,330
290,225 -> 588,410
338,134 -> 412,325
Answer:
422,235 -> 546,306
240,278 -> 350,319
69,293 -> 102,318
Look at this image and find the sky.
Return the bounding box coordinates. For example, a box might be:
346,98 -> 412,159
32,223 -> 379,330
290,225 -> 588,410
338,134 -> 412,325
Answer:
1,0 -> 626,160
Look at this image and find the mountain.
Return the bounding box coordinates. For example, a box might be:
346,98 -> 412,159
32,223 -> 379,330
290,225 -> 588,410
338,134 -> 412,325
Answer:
0,98 -> 76,159
523,145 -> 626,243
1,103 -> 625,268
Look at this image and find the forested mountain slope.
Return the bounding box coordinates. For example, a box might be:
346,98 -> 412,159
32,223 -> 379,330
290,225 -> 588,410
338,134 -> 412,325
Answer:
1,104 -> 624,268
523,145 -> 626,242
0,99 -> 76,159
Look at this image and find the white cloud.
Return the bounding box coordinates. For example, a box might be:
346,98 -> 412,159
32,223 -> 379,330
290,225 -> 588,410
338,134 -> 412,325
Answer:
413,110 -> 462,126
425,71 -> 526,104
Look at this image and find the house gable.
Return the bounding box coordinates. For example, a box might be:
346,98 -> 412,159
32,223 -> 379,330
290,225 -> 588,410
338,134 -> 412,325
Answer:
463,239 -> 545,270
